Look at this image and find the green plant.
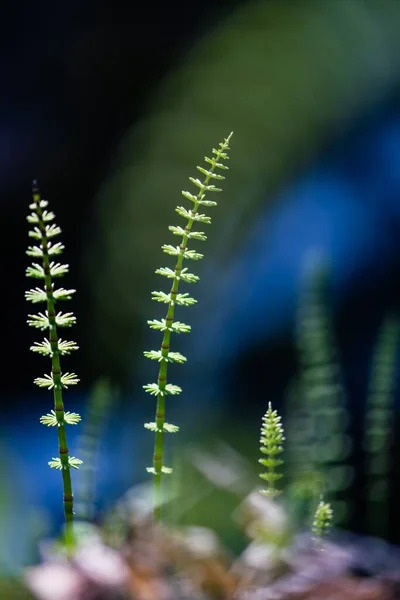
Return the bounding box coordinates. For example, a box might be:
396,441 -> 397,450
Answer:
257,403 -> 334,544
285,255 -> 351,526
312,496 -> 333,542
364,313 -> 400,537
25,134 -> 400,570
143,133 -> 233,521
259,402 -> 285,498
25,181 -> 81,553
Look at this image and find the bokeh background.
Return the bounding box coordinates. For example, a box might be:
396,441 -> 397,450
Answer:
2,0 -> 400,569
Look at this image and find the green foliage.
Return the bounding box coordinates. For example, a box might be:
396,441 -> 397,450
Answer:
285,255 -> 351,526
312,496 -> 333,542
259,403 -> 285,498
26,180 -> 81,552
21,134 -> 400,566
285,255 -> 400,539
364,313 -> 400,537
143,132 -> 233,521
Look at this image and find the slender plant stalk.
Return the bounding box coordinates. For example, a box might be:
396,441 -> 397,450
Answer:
26,181 -> 81,553
144,133 -> 233,521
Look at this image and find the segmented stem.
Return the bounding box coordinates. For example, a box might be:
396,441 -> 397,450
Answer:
144,133 -> 233,521
26,181 -> 81,552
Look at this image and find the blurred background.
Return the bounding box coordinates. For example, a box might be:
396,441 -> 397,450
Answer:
2,0 -> 400,569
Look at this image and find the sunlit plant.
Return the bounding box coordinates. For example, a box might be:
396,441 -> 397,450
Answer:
143,133 -> 233,521
25,180 -> 81,552
22,135 -> 344,566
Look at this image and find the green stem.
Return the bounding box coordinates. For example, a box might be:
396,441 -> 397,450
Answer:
33,185 -> 75,550
152,177 -> 215,522
148,133 -> 232,522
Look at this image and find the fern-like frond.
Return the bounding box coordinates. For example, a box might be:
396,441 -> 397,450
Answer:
144,132 -> 233,521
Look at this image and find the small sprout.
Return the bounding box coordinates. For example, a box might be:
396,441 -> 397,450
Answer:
259,402 -> 285,498
312,497 -> 333,542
